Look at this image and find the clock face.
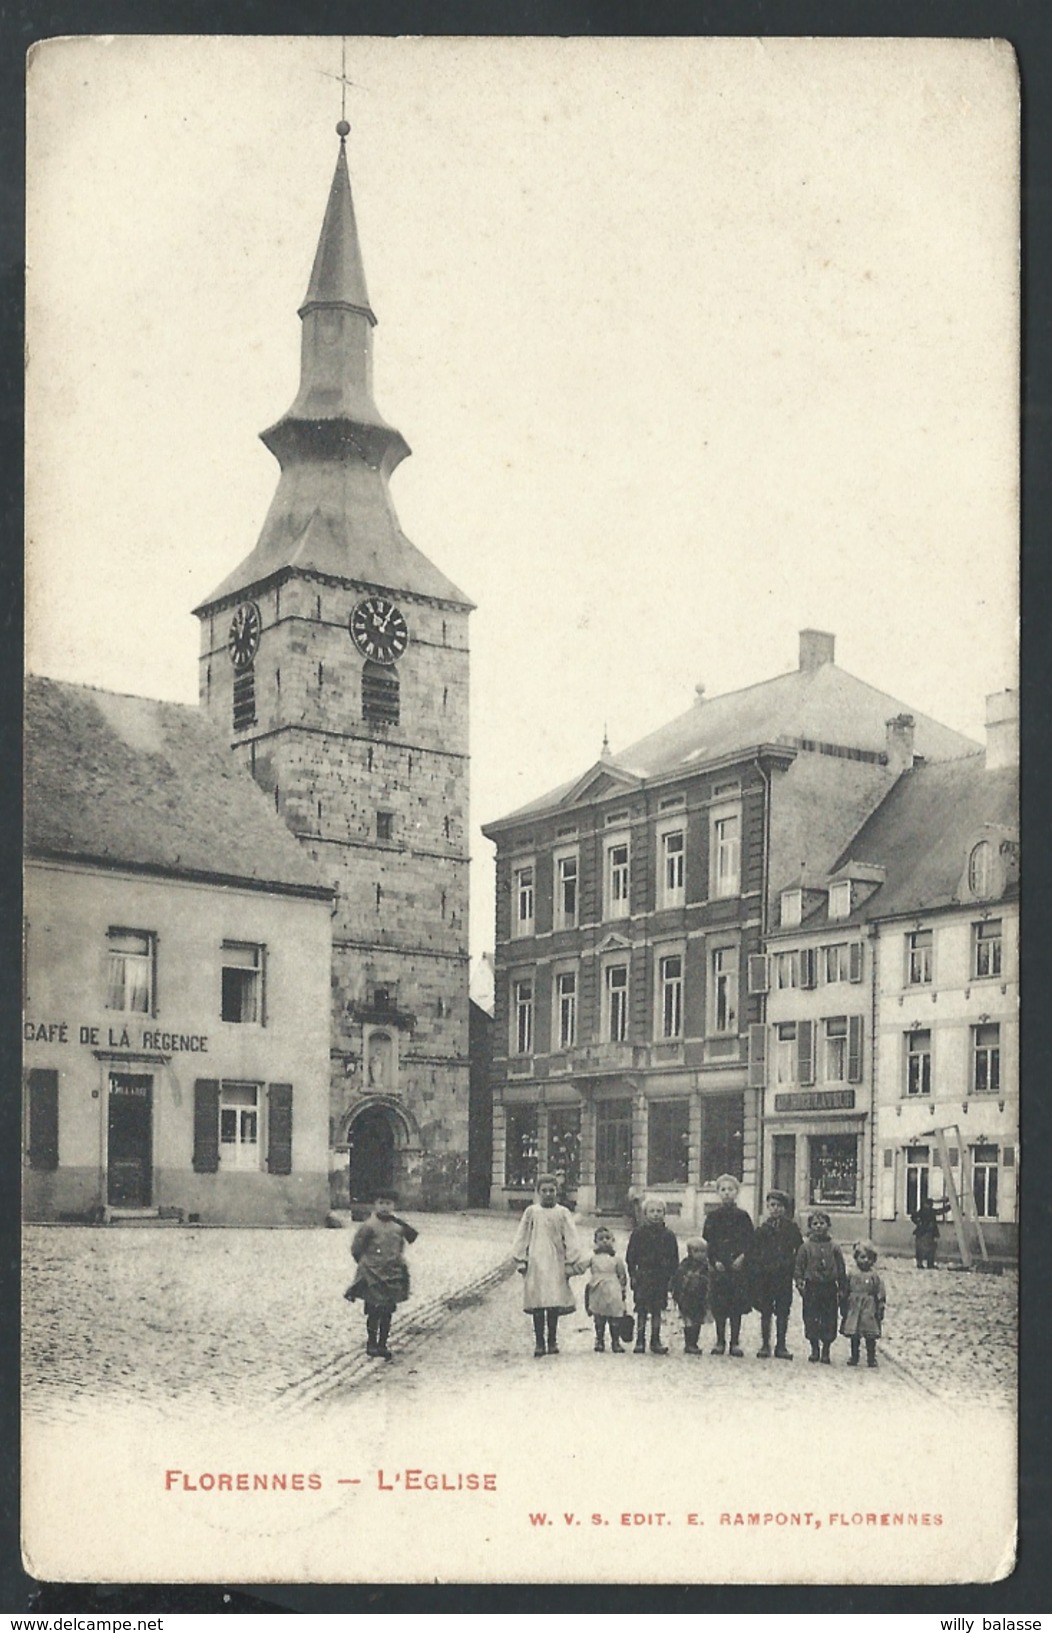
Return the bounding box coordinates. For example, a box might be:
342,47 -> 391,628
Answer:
228,602 -> 262,671
349,596 -> 410,665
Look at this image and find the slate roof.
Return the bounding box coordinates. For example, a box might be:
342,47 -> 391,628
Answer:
829,753 -> 1018,923
490,660 -> 979,827
25,676 -> 331,897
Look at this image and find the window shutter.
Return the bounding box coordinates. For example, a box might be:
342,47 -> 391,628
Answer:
747,954 -> 769,995
260,943 -> 268,1028
151,933 -> 160,1018
192,1079 -> 220,1173
849,941 -> 864,983
797,1019 -> 815,1086
267,1083 -> 294,1175
747,1022 -> 767,1088
848,1015 -> 864,1082
27,1069 -> 59,1171
800,948 -> 817,990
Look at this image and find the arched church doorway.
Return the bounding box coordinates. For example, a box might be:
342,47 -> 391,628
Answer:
348,1104 -> 397,1203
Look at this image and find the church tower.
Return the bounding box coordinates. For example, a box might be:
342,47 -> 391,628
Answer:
194,123 -> 473,1210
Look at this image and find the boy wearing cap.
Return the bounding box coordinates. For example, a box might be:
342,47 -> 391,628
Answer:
749,1189 -> 803,1360
794,1209 -> 847,1364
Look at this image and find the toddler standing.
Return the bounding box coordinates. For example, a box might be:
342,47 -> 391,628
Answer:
794,1209 -> 847,1364
586,1225 -> 628,1353
626,1197 -> 680,1355
840,1241 -> 887,1368
672,1239 -> 710,1354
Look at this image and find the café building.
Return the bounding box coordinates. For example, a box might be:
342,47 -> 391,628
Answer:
23,677 -> 334,1226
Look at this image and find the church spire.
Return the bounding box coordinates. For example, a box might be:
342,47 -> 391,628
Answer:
198,123 -> 469,613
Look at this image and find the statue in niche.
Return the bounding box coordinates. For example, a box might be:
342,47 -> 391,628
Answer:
367,1032 -> 394,1090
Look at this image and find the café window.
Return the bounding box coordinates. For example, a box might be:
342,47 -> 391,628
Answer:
106,928 -> 155,1015
648,1099 -> 690,1185
505,1105 -> 539,1189
221,942 -> 264,1024
808,1134 -> 858,1210
219,1082 -> 260,1171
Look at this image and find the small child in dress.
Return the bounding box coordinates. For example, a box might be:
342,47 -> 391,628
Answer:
840,1240 -> 887,1368
794,1209 -> 847,1364
626,1197 -> 680,1355
672,1239 -> 709,1354
586,1225 -> 628,1353
346,1191 -> 419,1360
511,1174 -> 587,1357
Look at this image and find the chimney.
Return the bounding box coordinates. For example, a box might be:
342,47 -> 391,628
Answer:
885,713 -> 916,775
985,689 -> 1019,770
799,629 -> 835,672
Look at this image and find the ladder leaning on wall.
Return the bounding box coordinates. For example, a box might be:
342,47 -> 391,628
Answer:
931,1124 -> 989,1269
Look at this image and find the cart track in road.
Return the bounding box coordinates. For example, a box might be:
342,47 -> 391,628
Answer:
274,1256 -> 518,1410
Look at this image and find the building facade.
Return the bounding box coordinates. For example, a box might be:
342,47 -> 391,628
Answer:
193,133 -> 473,1210
23,679 -> 333,1225
483,630 -> 979,1227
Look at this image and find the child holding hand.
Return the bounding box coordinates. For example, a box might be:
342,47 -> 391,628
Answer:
512,1174 -> 587,1357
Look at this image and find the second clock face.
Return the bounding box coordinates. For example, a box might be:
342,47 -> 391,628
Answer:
228,602 -> 262,670
349,596 -> 409,665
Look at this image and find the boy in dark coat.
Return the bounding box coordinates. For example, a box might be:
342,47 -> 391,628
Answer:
911,1200 -> 940,1269
702,1173 -> 754,1357
671,1238 -> 709,1354
346,1191 -> 419,1360
749,1188 -> 803,1360
794,1209 -> 847,1364
626,1197 -> 680,1355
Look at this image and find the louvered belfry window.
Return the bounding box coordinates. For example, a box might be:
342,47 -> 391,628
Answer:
362,661 -> 400,726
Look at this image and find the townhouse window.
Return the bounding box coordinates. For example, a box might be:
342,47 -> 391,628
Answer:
647,1099 -> 690,1185
824,943 -> 848,983
972,1023 -> 1001,1095
711,945 -> 739,1035
219,1082 -> 260,1171
973,919 -> 1003,980
971,1144 -> 999,1218
809,1135 -> 858,1209
658,827 -> 685,908
555,970 -> 577,1050
554,851 -> 579,930
604,963 -> 629,1043
699,1094 -> 744,1185
605,838 -> 631,920
906,1030 -> 932,1096
775,1022 -> 797,1086
658,953 -> 683,1039
712,809 -> 741,899
906,929 -> 933,985
505,1105 -> 539,1189
547,1107 -> 581,1188
824,1016 -> 848,1082
513,865 -> 535,937
904,1146 -> 930,1215
828,881 -> 851,921
106,929 -> 155,1015
221,942 -> 264,1024
780,888 -> 802,928
776,950 -> 798,990
512,978 -> 534,1056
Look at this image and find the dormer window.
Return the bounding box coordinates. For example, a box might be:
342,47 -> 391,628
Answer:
828,881 -> 851,921
968,840 -> 994,898
780,889 -> 802,929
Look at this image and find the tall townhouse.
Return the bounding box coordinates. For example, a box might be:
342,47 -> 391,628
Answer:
849,696 -> 1019,1257
482,631 -> 976,1226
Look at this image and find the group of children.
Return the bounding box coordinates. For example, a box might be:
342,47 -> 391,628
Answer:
512,1172 -> 887,1367
342,1175 -> 888,1370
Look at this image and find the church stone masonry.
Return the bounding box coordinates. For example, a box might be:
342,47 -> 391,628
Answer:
195,129 -> 473,1211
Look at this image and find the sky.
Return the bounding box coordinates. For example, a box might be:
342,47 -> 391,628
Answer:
25,36 -> 1020,960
